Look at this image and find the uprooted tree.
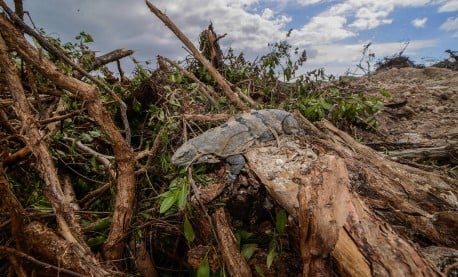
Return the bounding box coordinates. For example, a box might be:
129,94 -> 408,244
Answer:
0,1 -> 457,276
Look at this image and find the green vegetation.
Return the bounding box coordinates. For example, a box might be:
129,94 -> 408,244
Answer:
2,27 -> 388,276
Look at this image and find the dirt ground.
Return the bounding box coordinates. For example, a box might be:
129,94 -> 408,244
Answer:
345,67 -> 457,171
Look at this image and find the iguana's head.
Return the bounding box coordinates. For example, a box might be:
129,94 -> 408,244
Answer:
171,143 -> 198,166
172,142 -> 221,166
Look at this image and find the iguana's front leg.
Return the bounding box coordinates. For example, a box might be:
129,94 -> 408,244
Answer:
225,154 -> 246,181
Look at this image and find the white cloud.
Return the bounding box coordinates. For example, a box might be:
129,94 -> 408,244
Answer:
296,0 -> 324,5
292,39 -> 438,75
412,17 -> 428,28
323,1 -> 434,31
261,8 -> 274,19
438,0 -> 458,12
440,17 -> 458,37
16,0 -> 451,76
290,15 -> 355,44
349,6 -> 393,30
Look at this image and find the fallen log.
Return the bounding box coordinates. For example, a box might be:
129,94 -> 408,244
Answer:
242,113 -> 457,276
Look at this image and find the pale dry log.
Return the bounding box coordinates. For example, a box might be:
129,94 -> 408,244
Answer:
245,118 -> 444,275
343,194 -> 437,276
332,229 -> 371,277
0,12 -> 136,262
213,208 -> 252,277
145,0 -> 251,111
315,120 -> 457,248
297,155 -> 351,277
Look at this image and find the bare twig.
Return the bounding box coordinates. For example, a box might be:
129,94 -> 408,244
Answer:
145,0 -> 250,111
94,48 -> 134,68
62,136 -> 116,179
79,182 -> 111,209
159,55 -> 220,111
38,109 -> 83,125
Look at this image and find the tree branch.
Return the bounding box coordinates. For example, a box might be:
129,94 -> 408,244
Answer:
145,0 -> 250,111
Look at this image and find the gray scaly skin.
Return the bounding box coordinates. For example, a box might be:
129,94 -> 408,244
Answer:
171,109 -> 301,180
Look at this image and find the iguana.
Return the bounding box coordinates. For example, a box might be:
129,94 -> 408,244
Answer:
171,109 -> 301,180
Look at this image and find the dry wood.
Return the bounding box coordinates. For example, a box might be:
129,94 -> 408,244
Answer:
298,155 -> 351,277
245,113 -> 453,275
94,48 -> 134,68
22,221 -> 106,276
0,163 -> 26,248
2,146 -> 31,165
62,136 -> 116,179
199,23 -> 225,71
212,208 -> 252,277
387,144 -> 457,162
0,11 -> 136,263
145,0 -> 251,111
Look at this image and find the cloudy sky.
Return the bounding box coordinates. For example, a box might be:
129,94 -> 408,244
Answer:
5,0 -> 458,76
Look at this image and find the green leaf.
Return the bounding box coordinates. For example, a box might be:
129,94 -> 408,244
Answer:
267,247 -> 277,268
197,255 -> 210,277
183,217 -> 195,242
88,130 -> 101,138
177,181 -> 189,210
87,235 -> 106,247
254,265 -> 266,277
235,230 -> 253,246
159,190 -> 178,214
275,210 -> 287,234
241,243 -> 258,260
80,132 -> 93,143
92,217 -> 111,232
